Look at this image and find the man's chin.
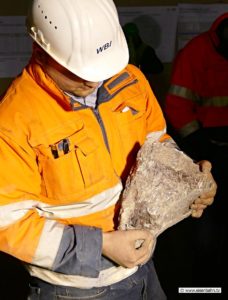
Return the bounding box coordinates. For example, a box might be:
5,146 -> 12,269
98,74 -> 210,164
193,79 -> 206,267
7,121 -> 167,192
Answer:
72,88 -> 95,97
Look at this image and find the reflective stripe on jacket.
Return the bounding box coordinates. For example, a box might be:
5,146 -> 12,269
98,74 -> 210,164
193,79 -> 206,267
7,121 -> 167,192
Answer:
165,13 -> 228,138
0,61 -> 168,285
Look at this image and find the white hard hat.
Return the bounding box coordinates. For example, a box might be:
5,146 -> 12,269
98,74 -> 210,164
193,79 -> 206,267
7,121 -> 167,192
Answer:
26,0 -> 129,82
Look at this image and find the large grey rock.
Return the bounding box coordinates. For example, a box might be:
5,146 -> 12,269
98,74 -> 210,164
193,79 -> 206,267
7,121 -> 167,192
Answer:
118,139 -> 214,239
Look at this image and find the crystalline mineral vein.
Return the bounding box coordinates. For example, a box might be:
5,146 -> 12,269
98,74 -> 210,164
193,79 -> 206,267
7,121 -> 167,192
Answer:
118,139 -> 213,238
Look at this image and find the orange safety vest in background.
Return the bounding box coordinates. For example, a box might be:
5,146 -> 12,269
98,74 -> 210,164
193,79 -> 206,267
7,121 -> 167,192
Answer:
165,13 -> 228,138
0,61 -> 168,278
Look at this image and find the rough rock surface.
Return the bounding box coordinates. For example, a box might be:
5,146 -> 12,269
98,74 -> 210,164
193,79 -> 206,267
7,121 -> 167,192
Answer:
118,140 -> 214,238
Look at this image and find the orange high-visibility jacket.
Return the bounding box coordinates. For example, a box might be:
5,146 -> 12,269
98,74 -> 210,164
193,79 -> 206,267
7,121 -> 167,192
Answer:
0,60 -> 169,286
165,13 -> 228,138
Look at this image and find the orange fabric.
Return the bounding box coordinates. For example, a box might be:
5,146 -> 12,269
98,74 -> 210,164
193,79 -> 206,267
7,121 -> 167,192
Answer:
57,205 -> 117,232
0,211 -> 45,263
0,61 -> 168,262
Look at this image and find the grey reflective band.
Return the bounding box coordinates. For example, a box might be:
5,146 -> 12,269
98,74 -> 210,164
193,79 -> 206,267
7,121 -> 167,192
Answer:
169,85 -> 228,107
201,96 -> 228,107
107,72 -> 130,90
98,74 -> 138,104
169,85 -> 200,103
178,120 -> 201,138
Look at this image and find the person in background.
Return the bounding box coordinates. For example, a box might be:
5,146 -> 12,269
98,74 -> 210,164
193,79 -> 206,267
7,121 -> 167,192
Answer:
165,12 -> 228,295
0,1 -> 216,299
122,22 -> 164,78
122,22 -> 165,108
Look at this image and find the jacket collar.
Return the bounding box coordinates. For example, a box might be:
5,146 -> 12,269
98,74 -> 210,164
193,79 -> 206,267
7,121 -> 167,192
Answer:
26,57 -> 137,109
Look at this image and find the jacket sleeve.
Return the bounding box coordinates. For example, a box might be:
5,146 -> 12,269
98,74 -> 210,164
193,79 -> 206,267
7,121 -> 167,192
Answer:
0,132 -> 102,277
164,43 -> 216,160
135,66 -> 170,143
165,45 -> 203,138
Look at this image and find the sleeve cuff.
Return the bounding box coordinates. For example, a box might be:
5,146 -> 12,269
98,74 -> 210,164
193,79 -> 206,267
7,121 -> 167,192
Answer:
53,225 -> 102,277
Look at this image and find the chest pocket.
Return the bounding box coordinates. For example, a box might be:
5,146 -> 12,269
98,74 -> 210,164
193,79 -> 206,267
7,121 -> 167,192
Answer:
108,99 -> 147,181
112,100 -> 147,158
34,120 -> 105,203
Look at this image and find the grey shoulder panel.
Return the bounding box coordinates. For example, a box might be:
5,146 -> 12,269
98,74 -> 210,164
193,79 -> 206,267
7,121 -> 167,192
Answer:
97,71 -> 138,104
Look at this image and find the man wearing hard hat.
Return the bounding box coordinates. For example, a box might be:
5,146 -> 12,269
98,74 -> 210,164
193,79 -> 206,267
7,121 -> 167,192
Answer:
0,1 -> 216,299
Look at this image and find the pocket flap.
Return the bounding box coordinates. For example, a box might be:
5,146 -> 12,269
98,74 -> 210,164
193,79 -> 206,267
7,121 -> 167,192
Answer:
29,118 -> 84,147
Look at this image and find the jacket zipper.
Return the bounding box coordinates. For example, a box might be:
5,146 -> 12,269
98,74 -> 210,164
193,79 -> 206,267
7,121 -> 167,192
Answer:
92,107 -> 110,153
